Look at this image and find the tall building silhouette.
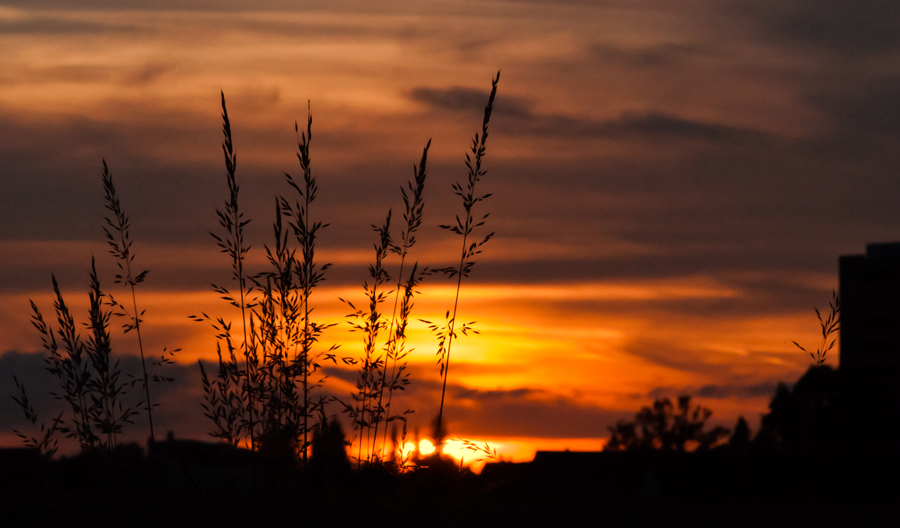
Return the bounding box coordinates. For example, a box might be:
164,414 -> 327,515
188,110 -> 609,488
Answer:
839,242 -> 900,371
838,242 -> 900,442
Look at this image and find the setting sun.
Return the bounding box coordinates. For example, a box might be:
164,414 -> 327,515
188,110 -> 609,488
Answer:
418,439 -> 436,457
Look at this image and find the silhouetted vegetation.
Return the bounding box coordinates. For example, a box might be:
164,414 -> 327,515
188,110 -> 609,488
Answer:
181,74 -> 501,475
102,161 -> 163,442
754,366 -> 842,452
342,208 -> 395,467
13,160 -> 177,456
750,363 -> 900,455
425,71 -> 499,439
727,416 -> 751,453
11,73 -> 504,480
606,395 -> 730,452
793,290 -> 840,367
14,261 -> 140,454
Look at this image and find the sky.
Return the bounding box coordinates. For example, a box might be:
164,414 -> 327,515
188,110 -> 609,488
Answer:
2,0 -> 899,462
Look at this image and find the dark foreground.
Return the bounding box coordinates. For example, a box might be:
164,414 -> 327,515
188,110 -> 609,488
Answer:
2,443 -> 898,527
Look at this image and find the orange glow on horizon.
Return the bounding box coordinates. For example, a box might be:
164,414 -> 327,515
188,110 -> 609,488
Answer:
0,274 -> 826,442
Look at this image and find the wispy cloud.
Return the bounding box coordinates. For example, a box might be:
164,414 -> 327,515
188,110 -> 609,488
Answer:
410,85 -> 768,143
0,16 -> 140,35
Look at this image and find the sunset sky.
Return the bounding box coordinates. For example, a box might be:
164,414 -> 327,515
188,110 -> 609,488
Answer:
2,1 -> 900,462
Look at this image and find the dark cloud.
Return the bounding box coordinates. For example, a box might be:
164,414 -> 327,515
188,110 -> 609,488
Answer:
548,111 -> 767,143
735,0 -> 900,55
808,76 -> 900,138
698,382 -> 778,399
0,17 -> 141,35
617,336 -> 811,380
589,41 -> 714,69
34,358 -> 604,441
0,109 -> 221,250
619,338 -> 713,374
323,363 -> 512,398
445,386 -> 628,438
0,91 -> 472,251
0,1 -> 320,11
490,0 -> 615,6
646,381 -> 779,401
409,86 -> 531,118
0,351 -> 208,449
0,351 -> 56,426
322,365 -> 358,386
0,0 -> 462,14
454,386 -> 534,401
0,63 -> 174,87
411,85 -> 768,143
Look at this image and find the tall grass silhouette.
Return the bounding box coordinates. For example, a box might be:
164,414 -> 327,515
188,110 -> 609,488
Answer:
12,72 -> 502,471
280,103 -> 337,465
793,290 -> 840,367
338,139 -> 432,467
193,92 -> 259,452
102,161 -> 157,442
374,141 -> 430,461
157,76 -> 499,467
193,95 -> 340,468
13,160 -> 176,454
341,211 -> 393,466
15,260 -> 139,453
425,71 -> 499,438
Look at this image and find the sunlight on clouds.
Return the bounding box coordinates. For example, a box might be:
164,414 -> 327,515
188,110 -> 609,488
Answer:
433,279 -> 738,301
0,275 -> 814,388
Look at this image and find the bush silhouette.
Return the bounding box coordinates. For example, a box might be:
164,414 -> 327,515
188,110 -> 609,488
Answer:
606,395 -> 730,452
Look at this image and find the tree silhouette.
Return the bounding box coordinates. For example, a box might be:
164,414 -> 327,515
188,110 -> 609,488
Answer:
754,365 -> 848,453
727,416 -> 751,453
606,395 -> 730,452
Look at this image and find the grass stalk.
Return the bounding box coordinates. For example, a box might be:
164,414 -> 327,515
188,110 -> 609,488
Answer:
282,103 -> 334,466
429,71 -> 499,438
85,257 -> 138,450
373,139 -> 430,461
22,262 -> 138,453
341,211 -> 392,466
193,97 -> 338,470
46,275 -> 96,449
102,160 -> 155,442
208,91 -> 257,452
378,264 -> 422,461
793,290 -> 840,367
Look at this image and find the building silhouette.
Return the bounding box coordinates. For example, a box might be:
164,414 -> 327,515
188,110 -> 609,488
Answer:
839,242 -> 900,371
839,242 -> 900,437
